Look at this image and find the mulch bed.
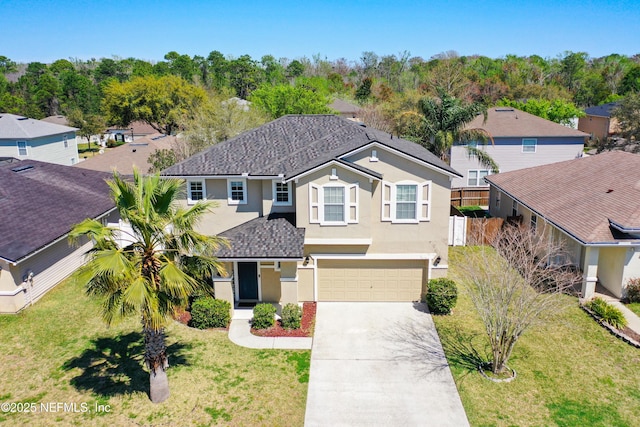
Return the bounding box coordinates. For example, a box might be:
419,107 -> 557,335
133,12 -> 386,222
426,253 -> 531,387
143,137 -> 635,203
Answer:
251,302 -> 316,338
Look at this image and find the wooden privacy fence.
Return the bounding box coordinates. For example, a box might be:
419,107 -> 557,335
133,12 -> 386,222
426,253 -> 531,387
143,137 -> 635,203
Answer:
450,188 -> 490,207
466,217 -> 504,245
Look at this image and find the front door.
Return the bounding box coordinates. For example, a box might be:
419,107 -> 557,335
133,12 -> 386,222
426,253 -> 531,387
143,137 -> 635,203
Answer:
238,262 -> 259,300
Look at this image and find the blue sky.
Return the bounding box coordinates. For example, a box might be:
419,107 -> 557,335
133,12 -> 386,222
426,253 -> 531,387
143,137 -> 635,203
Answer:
2,0 -> 639,63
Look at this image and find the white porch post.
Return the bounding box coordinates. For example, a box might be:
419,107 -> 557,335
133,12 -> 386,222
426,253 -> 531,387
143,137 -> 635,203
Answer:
581,246 -> 599,300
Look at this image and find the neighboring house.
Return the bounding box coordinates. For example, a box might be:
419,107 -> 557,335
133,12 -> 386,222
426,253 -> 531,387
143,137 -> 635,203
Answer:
162,115 -> 461,308
329,99 -> 362,122
75,133 -> 175,175
451,107 -> 587,189
486,151 -> 640,300
0,159 -> 117,313
106,120 -> 158,143
0,113 -> 80,166
578,102 -> 621,142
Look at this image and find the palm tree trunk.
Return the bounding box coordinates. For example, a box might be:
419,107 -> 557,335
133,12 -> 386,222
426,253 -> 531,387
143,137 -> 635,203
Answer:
144,327 -> 170,403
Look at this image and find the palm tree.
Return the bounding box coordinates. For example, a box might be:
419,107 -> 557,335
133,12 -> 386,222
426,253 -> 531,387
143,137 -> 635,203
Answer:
70,170 -> 226,403
415,89 -> 499,172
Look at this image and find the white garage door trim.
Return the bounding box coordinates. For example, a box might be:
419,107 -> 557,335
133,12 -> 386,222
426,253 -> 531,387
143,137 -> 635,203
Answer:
311,253 -> 436,302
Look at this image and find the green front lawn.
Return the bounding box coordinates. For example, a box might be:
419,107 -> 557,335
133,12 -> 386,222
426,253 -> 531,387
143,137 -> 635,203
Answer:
433,247 -> 640,426
0,278 -> 309,426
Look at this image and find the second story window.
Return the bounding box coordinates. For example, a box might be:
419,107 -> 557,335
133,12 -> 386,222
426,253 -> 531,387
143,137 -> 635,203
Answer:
522,138 -> 537,153
227,179 -> 247,205
395,184 -> 417,220
17,141 -> 27,156
468,169 -> 490,187
187,180 -> 206,204
323,186 -> 345,222
273,181 -> 292,206
382,181 -> 431,223
309,183 -> 359,225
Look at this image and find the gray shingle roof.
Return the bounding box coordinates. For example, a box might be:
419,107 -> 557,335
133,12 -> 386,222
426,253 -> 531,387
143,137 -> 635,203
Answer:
0,113 -> 78,139
216,213 -> 305,259
486,151 -> 640,244
162,115 -> 460,178
0,159 -> 114,263
584,102 -> 620,118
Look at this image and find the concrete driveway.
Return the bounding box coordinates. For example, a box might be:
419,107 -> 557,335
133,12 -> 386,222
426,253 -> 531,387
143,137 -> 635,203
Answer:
304,302 -> 469,426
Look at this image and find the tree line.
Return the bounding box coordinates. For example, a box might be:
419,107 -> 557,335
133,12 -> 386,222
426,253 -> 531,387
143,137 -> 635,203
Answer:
1,50 -> 639,166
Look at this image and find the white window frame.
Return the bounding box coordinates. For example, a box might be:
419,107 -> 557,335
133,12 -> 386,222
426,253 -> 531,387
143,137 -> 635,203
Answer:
17,141 -> 27,156
187,179 -> 206,204
381,180 -> 431,223
512,200 -> 518,217
272,180 -> 292,206
309,182 -> 359,226
227,178 -> 247,205
63,134 -> 68,148
370,149 -> 378,162
522,138 -> 537,153
467,169 -> 491,187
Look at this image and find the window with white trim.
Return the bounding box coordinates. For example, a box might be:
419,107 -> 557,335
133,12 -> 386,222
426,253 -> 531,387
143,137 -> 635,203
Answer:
227,179 -> 247,205
512,200 -> 518,217
381,181 -> 431,223
17,141 -> 27,156
309,183 -> 359,225
467,169 -> 490,187
522,138 -> 537,153
272,180 -> 292,206
187,180 -> 206,204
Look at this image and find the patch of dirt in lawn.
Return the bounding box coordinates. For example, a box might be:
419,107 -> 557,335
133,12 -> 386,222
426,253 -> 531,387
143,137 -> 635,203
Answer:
251,302 -> 316,338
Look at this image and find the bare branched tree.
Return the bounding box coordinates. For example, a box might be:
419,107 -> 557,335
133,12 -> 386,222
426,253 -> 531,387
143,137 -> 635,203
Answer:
454,224 -> 581,375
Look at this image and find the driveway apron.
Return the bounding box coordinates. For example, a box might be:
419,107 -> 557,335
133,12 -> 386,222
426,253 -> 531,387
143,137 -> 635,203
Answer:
305,302 -> 469,426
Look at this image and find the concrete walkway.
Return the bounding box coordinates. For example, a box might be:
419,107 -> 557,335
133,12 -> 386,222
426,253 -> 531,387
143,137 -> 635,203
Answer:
228,307 -> 312,350
305,302 -> 469,427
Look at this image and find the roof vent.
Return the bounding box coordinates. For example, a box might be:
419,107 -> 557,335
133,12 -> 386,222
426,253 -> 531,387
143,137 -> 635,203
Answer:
11,165 -> 34,173
606,189 -> 613,193
17,117 -> 29,121
495,108 -> 514,112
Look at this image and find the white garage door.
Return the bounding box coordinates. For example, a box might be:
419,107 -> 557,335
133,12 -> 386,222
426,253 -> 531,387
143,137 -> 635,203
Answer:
317,259 -> 426,302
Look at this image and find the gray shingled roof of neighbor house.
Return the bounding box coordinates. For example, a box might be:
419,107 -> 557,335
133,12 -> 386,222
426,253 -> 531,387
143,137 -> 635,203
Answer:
486,151 -> 640,244
162,115 -> 460,178
464,107 -> 589,138
0,159 -> 114,263
215,213 -> 305,259
584,102 -> 620,118
0,113 -> 78,139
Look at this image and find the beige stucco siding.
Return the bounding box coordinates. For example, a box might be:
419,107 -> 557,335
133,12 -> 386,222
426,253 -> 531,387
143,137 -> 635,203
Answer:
295,165 -> 372,240
349,148 -> 452,259
598,246 -> 640,298
298,267 -> 314,301
260,267 -> 281,302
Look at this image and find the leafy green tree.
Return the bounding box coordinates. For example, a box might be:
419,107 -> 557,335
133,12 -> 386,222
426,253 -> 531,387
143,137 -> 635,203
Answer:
0,55 -> 17,74
413,89 -> 498,171
147,148 -> 178,173
355,77 -> 373,103
227,55 -> 261,99
67,109 -> 105,149
612,93 -> 640,142
70,171 -> 227,403
497,98 -> 584,126
250,84 -> 333,118
619,66 -> 640,95
102,75 -> 207,134
286,60 -> 305,80
164,51 -> 197,81
261,55 -> 286,85
207,50 -> 229,90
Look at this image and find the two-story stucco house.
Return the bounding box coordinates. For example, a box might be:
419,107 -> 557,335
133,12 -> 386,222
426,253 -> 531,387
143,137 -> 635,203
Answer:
450,107 -> 587,189
0,113 -> 80,166
162,115 -> 461,307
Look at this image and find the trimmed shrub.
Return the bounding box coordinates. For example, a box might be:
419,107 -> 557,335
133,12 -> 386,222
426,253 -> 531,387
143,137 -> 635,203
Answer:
626,278 -> 640,303
190,297 -> 231,329
252,303 -> 276,329
586,297 -> 628,329
425,278 -> 458,315
282,303 -> 302,330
